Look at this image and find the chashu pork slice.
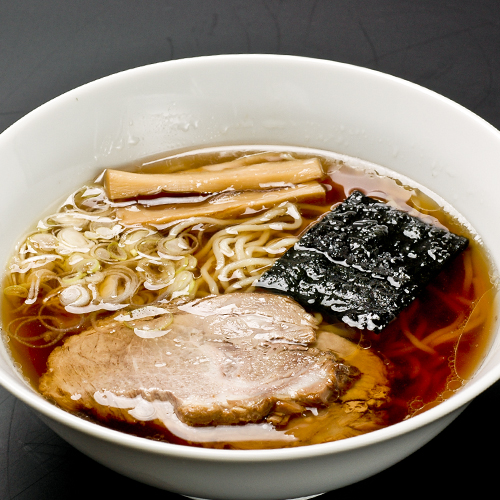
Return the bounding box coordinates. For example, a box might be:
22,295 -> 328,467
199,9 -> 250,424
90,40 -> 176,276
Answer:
39,292 -> 360,428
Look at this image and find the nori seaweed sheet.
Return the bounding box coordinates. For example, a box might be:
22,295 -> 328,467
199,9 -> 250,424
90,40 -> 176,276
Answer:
256,190 -> 469,331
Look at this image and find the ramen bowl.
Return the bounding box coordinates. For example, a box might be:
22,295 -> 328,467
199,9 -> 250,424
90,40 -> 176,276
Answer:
1,55 -> 500,500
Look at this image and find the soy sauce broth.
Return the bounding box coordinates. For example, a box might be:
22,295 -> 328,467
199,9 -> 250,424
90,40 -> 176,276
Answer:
2,146 -> 497,448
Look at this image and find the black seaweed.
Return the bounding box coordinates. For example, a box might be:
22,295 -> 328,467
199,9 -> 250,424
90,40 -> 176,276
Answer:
256,191 -> 469,331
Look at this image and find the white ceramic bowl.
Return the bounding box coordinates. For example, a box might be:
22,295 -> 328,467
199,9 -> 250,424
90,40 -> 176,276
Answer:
1,54 -> 500,500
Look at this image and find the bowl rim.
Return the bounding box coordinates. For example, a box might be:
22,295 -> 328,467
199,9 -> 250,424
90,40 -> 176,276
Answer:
1,53 -> 500,462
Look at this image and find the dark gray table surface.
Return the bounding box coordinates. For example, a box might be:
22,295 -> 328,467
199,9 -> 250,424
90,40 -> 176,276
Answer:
1,1 -> 499,498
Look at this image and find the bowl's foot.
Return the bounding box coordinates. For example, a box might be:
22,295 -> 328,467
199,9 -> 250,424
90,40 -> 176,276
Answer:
184,495 -> 324,500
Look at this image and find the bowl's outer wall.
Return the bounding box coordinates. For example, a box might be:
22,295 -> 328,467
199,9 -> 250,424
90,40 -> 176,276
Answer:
1,55 -> 500,498
38,407 -> 465,500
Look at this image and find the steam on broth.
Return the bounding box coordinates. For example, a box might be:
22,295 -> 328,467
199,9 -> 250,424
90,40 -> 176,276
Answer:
1,146 -> 497,449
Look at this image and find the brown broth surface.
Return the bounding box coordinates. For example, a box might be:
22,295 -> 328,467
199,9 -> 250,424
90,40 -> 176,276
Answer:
2,146 -> 497,448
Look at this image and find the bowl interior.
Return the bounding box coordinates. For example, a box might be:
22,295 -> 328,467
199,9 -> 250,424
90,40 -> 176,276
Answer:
1,54 -> 500,456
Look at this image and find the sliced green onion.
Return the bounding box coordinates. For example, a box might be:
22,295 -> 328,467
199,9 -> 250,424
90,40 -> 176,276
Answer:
60,272 -> 87,286
106,242 -> 128,261
3,285 -> 29,298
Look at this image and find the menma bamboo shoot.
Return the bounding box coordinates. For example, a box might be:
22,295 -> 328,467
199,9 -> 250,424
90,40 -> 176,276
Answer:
105,158 -> 325,200
117,182 -> 326,226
